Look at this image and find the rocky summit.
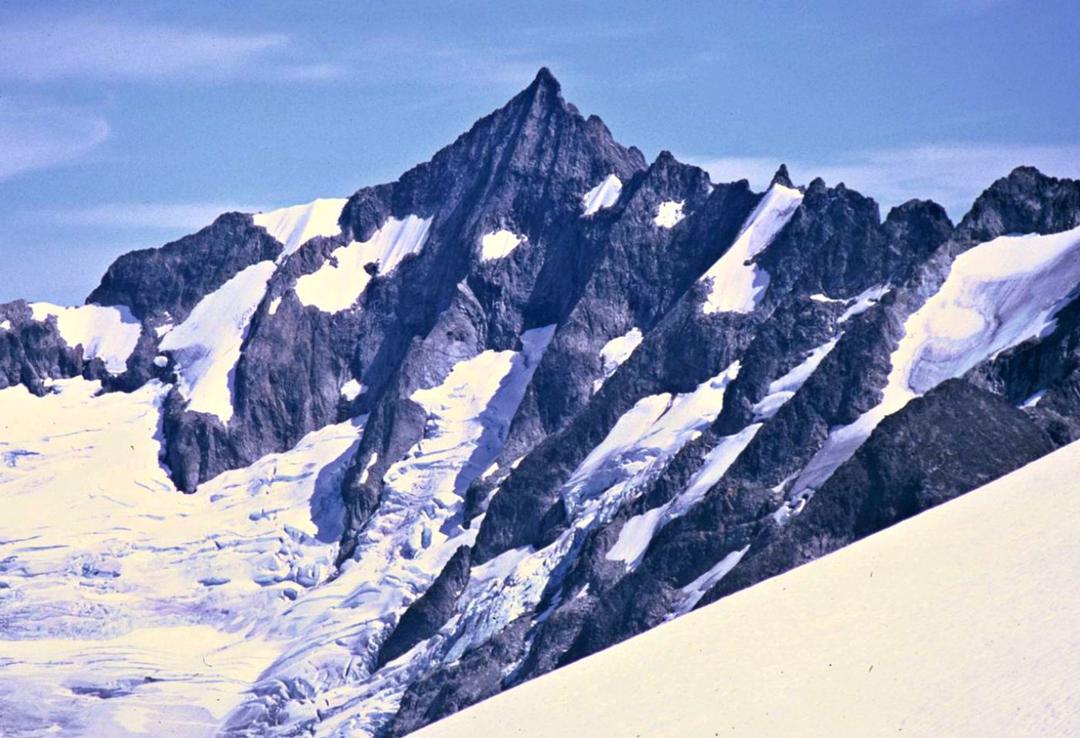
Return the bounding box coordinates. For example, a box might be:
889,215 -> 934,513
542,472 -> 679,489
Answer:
1,69 -> 1079,737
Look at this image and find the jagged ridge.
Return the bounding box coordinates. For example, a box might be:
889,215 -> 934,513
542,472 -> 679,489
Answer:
1,68 -> 1078,738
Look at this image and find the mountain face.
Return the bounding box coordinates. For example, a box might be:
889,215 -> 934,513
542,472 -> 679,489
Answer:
407,441 -> 1080,738
1,68 -> 1078,737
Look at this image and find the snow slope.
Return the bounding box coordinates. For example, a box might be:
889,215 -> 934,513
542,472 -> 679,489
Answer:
700,183 -> 803,314
29,302 -> 142,374
253,198 -> 348,258
416,440 -> 1080,738
295,215 -> 432,313
794,224 -> 1080,495
0,378 -> 366,737
159,260 -> 277,422
218,325 -> 557,734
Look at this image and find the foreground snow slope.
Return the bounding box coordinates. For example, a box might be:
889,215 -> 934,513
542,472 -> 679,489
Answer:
416,441 -> 1080,738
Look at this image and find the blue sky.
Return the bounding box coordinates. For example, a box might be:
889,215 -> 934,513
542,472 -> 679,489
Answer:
2,0 -> 1077,304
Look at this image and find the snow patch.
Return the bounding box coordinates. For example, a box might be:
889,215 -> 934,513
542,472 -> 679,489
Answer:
564,362 -> 741,514
752,337 -> 839,420
700,183 -> 804,314
159,260 -> 277,422
253,198 -> 348,259
0,319 -> 11,331
1020,390 -> 1047,408
839,284 -> 891,323
28,303 -> 142,374
675,546 -> 749,615
294,214 -> 432,313
581,174 -> 622,216
340,378 -> 363,401
607,423 -> 762,570
358,452 -> 379,484
654,200 -> 685,228
593,326 -> 644,392
480,229 -> 524,261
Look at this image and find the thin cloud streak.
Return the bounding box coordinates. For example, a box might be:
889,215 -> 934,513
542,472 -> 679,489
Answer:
690,143 -> 1080,218
0,15 -> 344,83
0,98 -> 110,180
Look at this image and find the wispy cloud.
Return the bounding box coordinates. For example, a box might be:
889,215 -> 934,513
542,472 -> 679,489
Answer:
0,15 -> 343,83
50,202 -> 267,230
0,97 -> 109,180
689,143 -> 1080,218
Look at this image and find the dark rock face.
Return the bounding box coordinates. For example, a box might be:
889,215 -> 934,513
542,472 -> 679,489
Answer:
6,69 -> 1080,737
957,166 -> 1080,243
87,212 -> 282,324
700,379 -> 1055,605
376,546 -> 472,669
0,301 -> 94,393
387,618 -> 531,738
384,166 -> 1079,733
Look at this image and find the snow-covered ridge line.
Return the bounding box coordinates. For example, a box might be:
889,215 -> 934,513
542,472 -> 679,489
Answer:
700,183 -> 804,314
253,198 -> 348,259
295,214 -> 432,313
793,224 -> 1080,496
28,302 -> 142,374
417,441 -> 1080,738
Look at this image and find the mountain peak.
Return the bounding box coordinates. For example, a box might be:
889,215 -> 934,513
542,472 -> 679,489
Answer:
509,66 -> 567,119
770,164 -> 793,188
530,66 -> 561,94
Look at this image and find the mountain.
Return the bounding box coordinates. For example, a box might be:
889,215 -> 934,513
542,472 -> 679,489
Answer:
411,440 -> 1080,738
1,68 -> 1078,737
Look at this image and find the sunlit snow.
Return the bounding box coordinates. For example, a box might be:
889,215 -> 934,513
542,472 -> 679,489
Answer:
417,442 -> 1080,738
751,337 -> 839,420
340,378 -> 363,401
653,200 -> 685,228
160,260 -> 277,422
0,378 -> 365,736
606,422 -> 761,569
294,215 -> 432,313
564,362 -> 741,514
700,183 -> 804,314
253,198 -> 348,259
29,302 -> 142,374
220,325 -> 557,733
593,326 -> 643,392
793,224 -> 1080,496
479,229 -> 524,261
581,174 -> 622,216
